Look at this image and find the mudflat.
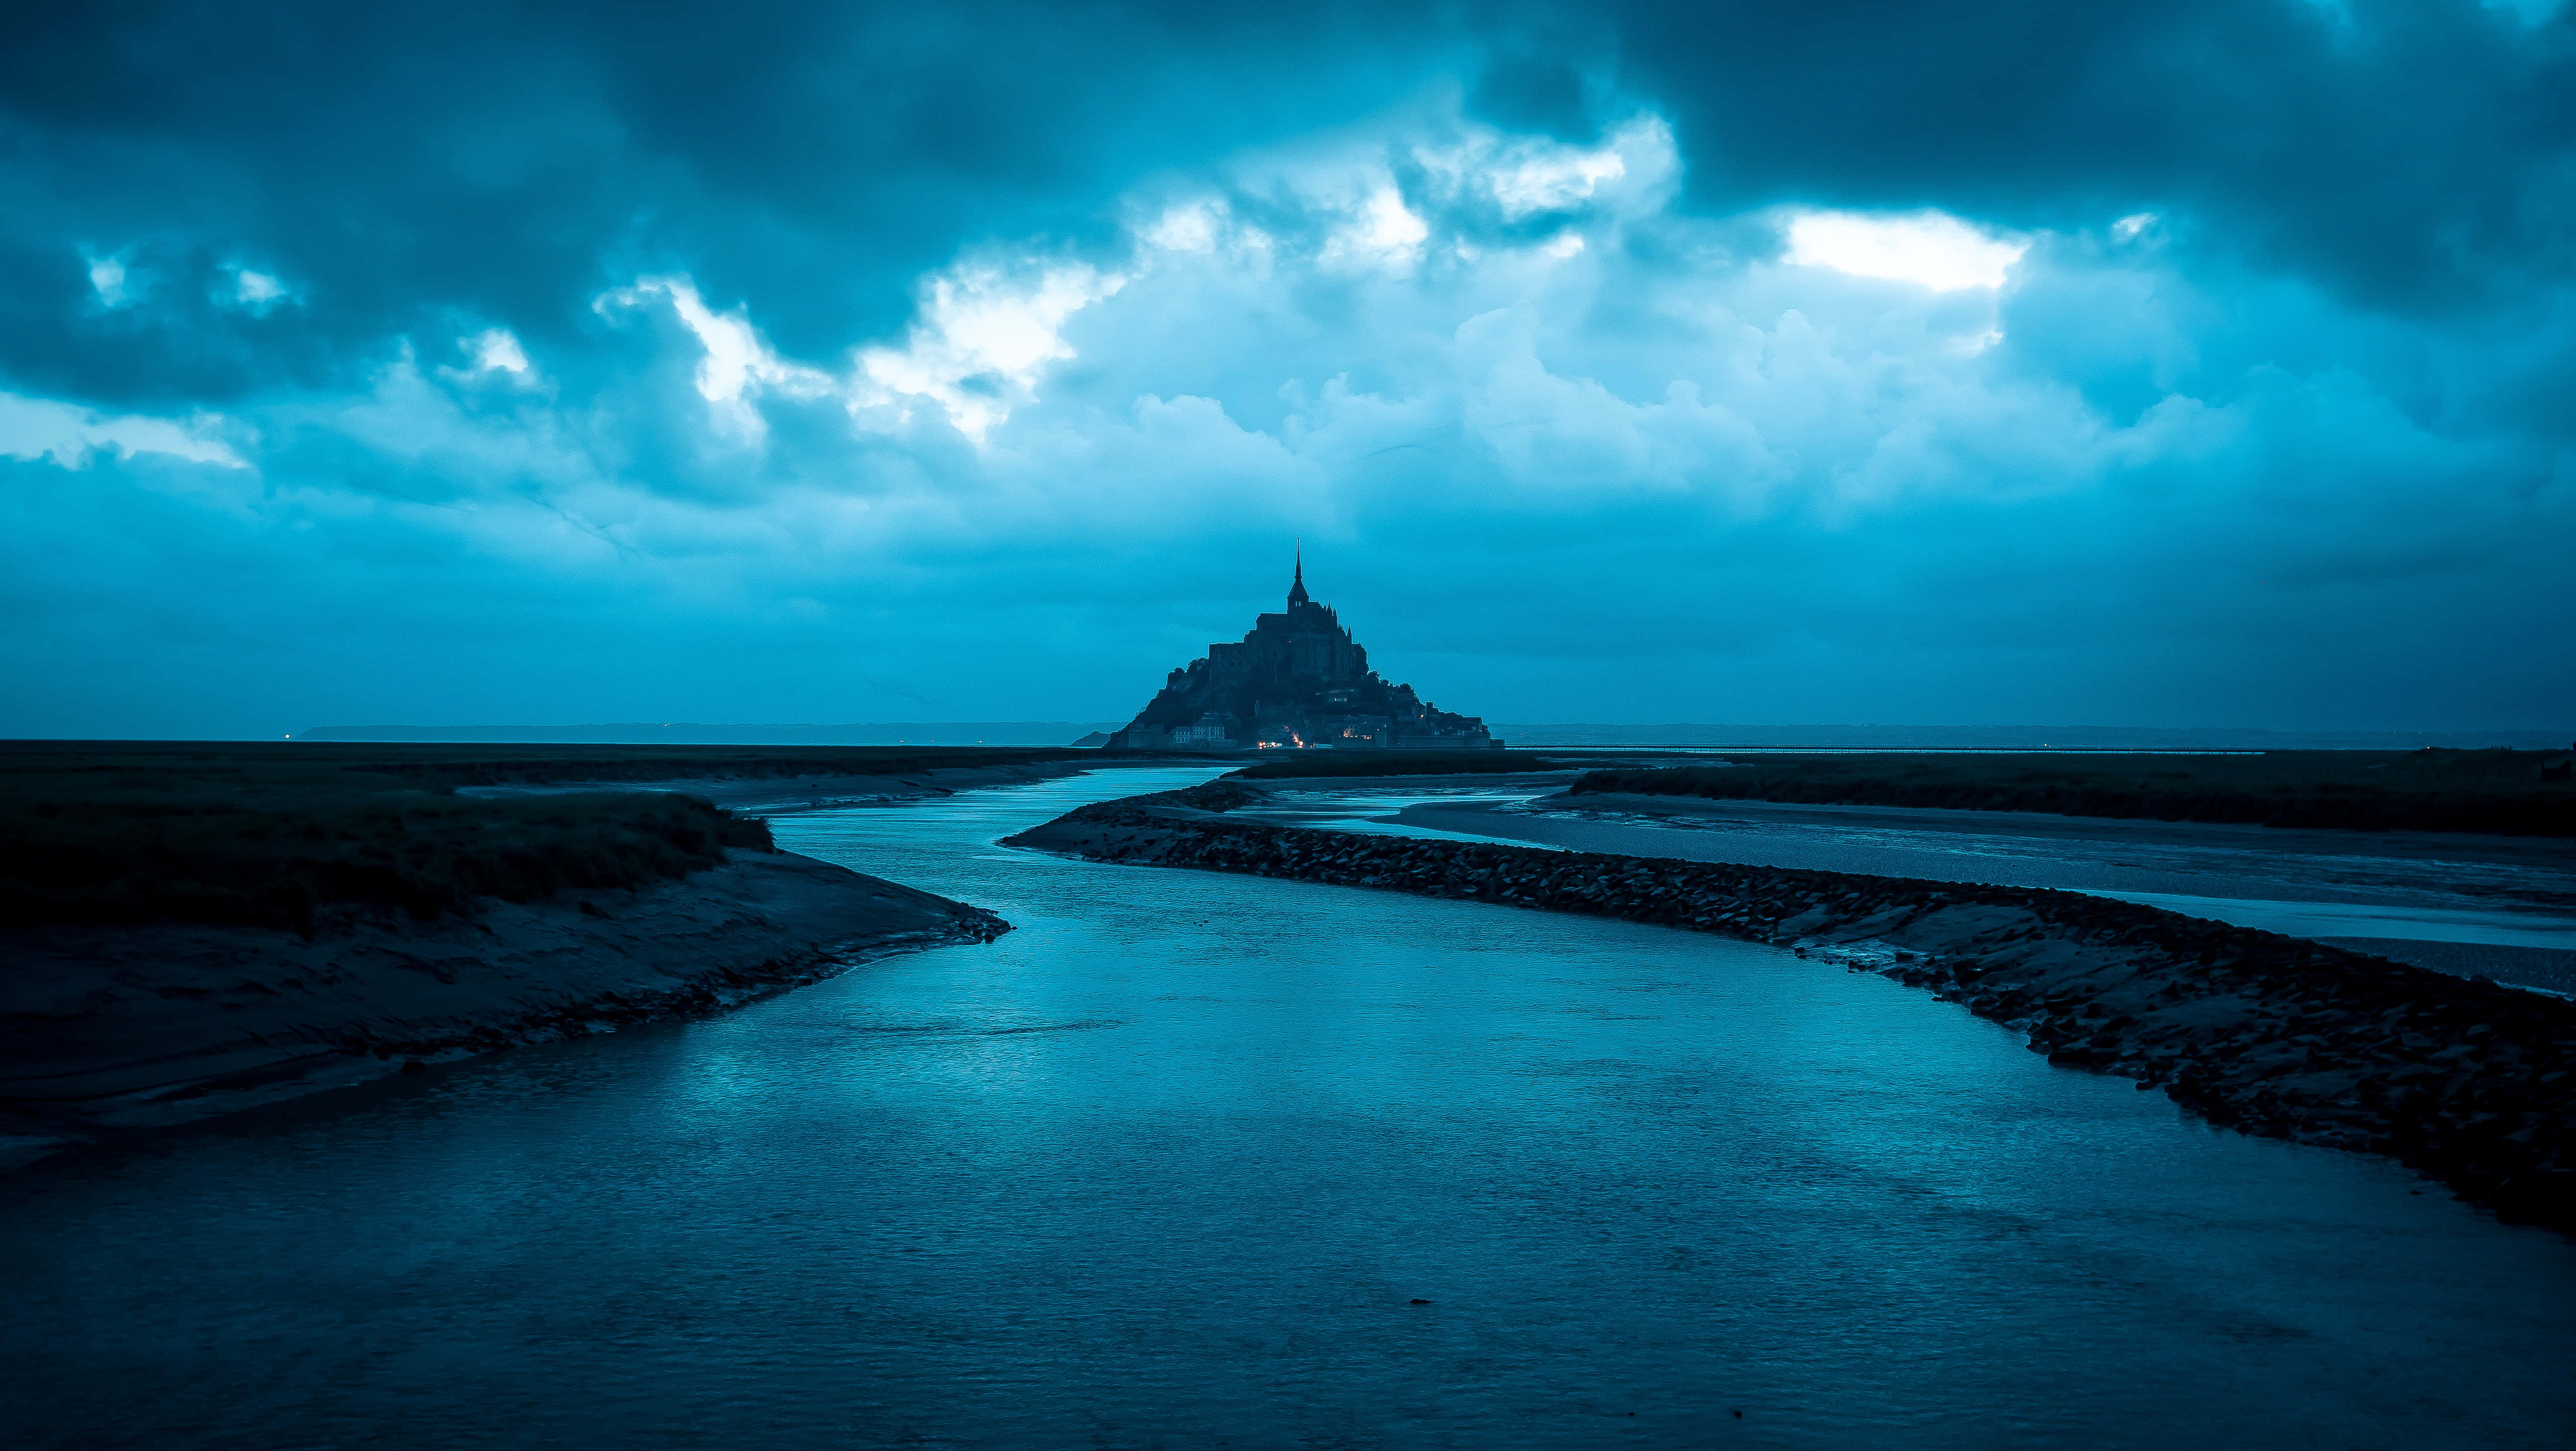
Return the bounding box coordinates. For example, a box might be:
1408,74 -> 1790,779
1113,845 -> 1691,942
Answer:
1517,789 -> 2576,868
1567,748 -> 2576,837
0,848 -> 1002,1158
1394,793 -> 2576,992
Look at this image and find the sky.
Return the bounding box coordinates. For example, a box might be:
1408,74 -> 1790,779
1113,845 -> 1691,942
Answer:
2,0 -> 2572,738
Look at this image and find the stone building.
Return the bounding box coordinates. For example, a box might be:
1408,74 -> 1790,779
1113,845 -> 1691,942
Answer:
1107,558 -> 1498,752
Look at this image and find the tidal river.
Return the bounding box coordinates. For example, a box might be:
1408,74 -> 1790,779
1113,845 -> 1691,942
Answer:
6,768 -> 2574,1449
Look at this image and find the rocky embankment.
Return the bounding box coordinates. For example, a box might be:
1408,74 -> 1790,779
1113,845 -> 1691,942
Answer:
0,849 -> 1005,1160
1007,782 -> 2576,1232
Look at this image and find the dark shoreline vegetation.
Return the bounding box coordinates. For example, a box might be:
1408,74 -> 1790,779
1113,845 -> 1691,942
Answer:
1006,781 -> 2576,1233
0,741 -> 1079,932
1569,748 -> 2576,837
1226,750 -> 1567,779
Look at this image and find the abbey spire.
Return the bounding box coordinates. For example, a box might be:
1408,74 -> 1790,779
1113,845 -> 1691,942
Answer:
1287,549 -> 1308,607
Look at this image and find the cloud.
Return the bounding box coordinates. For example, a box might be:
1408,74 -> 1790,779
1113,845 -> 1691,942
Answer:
225,266 -> 289,313
1599,0 -> 2576,315
1324,186 -> 1432,272
856,260 -> 1126,440
85,255 -> 134,309
467,328 -> 530,375
600,277 -> 834,443
0,0 -> 1469,409
1782,210 -> 2029,291
0,391 -> 244,470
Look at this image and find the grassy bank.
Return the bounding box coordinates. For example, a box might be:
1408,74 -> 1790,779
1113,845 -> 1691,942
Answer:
1566,749 -> 2576,836
0,740 -> 1078,932
1227,750 -> 1567,780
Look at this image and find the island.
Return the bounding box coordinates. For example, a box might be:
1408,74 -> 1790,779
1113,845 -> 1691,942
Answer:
1109,557 -> 1500,752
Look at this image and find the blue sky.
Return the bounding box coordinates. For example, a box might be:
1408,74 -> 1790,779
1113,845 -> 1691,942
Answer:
3,0 -> 2571,736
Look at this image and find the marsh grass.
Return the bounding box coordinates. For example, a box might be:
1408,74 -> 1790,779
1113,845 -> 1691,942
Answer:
1568,748 -> 2576,837
0,740 -> 1072,932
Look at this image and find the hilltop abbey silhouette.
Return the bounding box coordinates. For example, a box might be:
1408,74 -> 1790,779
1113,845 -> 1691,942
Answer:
1109,557 -> 1497,752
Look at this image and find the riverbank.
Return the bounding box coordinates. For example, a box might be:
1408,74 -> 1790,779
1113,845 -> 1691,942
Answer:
0,848 -> 1005,1165
1007,780 -> 2576,1232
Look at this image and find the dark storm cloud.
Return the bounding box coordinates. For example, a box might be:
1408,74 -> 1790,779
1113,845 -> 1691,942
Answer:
8,0 -> 2567,404
1596,0 -> 2576,310
0,0 -> 1462,406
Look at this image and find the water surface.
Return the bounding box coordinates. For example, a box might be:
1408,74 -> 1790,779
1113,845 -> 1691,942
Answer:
5,768 -> 2572,1449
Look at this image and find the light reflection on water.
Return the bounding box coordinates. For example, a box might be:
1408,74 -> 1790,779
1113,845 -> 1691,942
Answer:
2,767 -> 2573,1449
